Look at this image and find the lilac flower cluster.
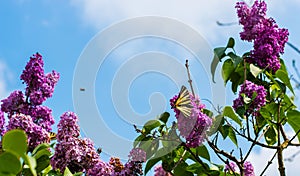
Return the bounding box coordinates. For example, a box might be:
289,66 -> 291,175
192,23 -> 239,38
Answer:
236,0 -> 289,72
224,162 -> 237,173
1,90 -> 26,116
20,53 -> 59,105
154,165 -> 171,176
6,114 -> 49,150
224,161 -> 255,176
170,92 -> 212,148
244,161 -> 255,176
87,160 -> 113,176
51,112 -> 102,173
233,80 -> 267,115
56,111 -> 80,141
30,106 -> 54,132
0,110 -> 4,136
128,148 -> 146,162
0,53 -> 58,151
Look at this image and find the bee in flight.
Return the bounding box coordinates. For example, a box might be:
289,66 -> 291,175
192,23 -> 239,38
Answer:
172,86 -> 193,118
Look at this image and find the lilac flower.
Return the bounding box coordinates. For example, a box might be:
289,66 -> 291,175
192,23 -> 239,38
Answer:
29,106 -> 54,132
154,165 -> 171,176
1,90 -> 26,116
236,0 -> 267,41
170,91 -> 212,148
233,80 -> 267,115
20,53 -> 45,92
118,161 -> 143,176
86,159 -> 112,176
225,162 -> 237,173
52,111 -> 110,174
128,148 -> 146,162
0,110 -> 5,136
56,111 -> 80,142
6,113 -> 49,151
236,0 -> 289,72
51,137 -> 102,173
244,161 -> 255,176
20,53 -> 60,105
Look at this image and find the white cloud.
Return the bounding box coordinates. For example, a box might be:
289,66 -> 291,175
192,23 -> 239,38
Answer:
70,0 -> 240,43
70,0 -> 300,46
248,131 -> 300,175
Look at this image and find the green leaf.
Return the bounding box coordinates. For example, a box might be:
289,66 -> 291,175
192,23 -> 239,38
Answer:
174,162 -> 193,176
144,157 -> 161,175
196,145 -> 210,161
211,47 -> 226,83
32,143 -> 50,156
133,135 -> 146,148
207,115 -> 224,136
250,64 -> 263,78
33,148 -> 51,160
222,59 -> 235,84
202,109 -> 213,118
63,167 -> 73,176
287,110 -> 300,142
35,155 -> 50,173
227,52 -> 242,67
139,138 -> 159,159
143,120 -> 161,133
158,112 -> 170,124
275,70 -> 294,94
227,126 -> 238,146
2,129 -> 27,157
0,151 -> 22,175
264,125 -> 277,145
223,106 -> 242,127
226,37 -> 235,48
219,125 -> 238,146
24,155 -> 37,176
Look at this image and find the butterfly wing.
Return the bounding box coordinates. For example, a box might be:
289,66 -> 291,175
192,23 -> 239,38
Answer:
49,132 -> 57,140
174,86 -> 193,117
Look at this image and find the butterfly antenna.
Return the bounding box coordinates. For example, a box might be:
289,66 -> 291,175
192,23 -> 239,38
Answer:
185,59 -> 195,97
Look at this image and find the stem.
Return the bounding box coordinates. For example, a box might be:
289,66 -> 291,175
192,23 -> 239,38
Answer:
260,151 -> 278,176
185,59 -> 195,97
277,102 -> 286,176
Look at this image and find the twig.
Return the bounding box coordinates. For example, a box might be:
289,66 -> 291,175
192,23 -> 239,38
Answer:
185,59 -> 196,97
284,149 -> 300,162
260,151 -> 278,176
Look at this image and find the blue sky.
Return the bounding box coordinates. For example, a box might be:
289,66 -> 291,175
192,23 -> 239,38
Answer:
1,0 -> 300,175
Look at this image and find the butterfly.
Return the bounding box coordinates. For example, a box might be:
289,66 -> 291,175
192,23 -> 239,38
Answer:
49,132 -> 57,141
172,86 -> 193,117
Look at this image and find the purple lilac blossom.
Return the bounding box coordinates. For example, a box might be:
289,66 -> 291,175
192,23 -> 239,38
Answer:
128,148 -> 146,162
56,111 -> 80,142
154,165 -> 171,176
244,161 -> 255,176
225,162 -> 237,173
52,111 -> 112,174
6,113 -> 49,150
29,106 -> 54,132
233,80 -> 266,115
0,110 -> 4,135
170,91 -> 212,148
86,159 -> 112,176
20,53 -> 60,105
1,90 -> 26,116
236,0 -> 289,72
